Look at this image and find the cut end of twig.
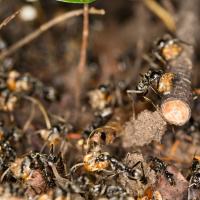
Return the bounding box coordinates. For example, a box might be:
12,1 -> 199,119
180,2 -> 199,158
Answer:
161,99 -> 191,126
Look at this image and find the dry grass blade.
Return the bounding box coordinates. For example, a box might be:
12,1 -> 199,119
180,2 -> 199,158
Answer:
144,0 -> 176,32
0,9 -> 21,30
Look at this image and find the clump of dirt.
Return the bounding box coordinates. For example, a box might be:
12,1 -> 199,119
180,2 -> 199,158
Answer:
122,110 -> 167,148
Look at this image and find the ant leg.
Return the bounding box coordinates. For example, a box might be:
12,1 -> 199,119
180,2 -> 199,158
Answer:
131,161 -> 142,169
140,162 -> 148,184
142,96 -> 158,110
149,85 -> 161,98
143,54 -> 159,69
102,171 -> 121,180
154,52 -> 167,65
174,38 -> 192,46
130,161 -> 145,177
69,163 -> 84,178
127,89 -> 144,94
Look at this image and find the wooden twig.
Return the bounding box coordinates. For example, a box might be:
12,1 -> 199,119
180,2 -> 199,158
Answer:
78,4 -> 89,76
23,96 -> 52,129
0,9 -> 21,31
160,0 -> 198,126
144,0 -> 176,32
75,4 -> 89,109
0,7 -> 105,60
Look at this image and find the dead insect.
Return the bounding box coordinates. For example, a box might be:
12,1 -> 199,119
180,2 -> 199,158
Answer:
149,157 -> 175,186
4,146 -> 65,190
37,122 -> 75,148
88,84 -> 115,111
87,120 -> 123,151
6,71 -> 33,93
152,34 -> 183,64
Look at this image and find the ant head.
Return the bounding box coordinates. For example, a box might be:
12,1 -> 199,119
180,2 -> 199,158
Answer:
154,34 -> 174,49
149,69 -> 163,81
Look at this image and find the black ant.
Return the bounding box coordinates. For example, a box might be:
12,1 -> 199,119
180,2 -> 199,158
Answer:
82,107 -> 113,138
2,145 -> 65,190
74,152 -> 147,185
188,157 -> 200,189
0,140 -> 16,173
149,157 -> 176,186
95,153 -> 147,184
127,68 -> 163,96
127,68 -> 176,98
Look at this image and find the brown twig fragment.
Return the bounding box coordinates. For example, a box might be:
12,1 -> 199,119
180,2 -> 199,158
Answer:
161,0 -> 198,126
75,4 -> 89,109
78,4 -> 89,76
0,7 -> 105,60
0,9 -> 21,30
143,0 -> 176,32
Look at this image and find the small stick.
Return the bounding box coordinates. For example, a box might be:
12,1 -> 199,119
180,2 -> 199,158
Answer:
75,4 -> 89,109
78,4 -> 89,77
23,103 -> 35,131
160,0 -> 198,126
0,9 -> 21,30
0,7 -> 105,60
23,96 -> 51,129
144,0 -> 176,32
